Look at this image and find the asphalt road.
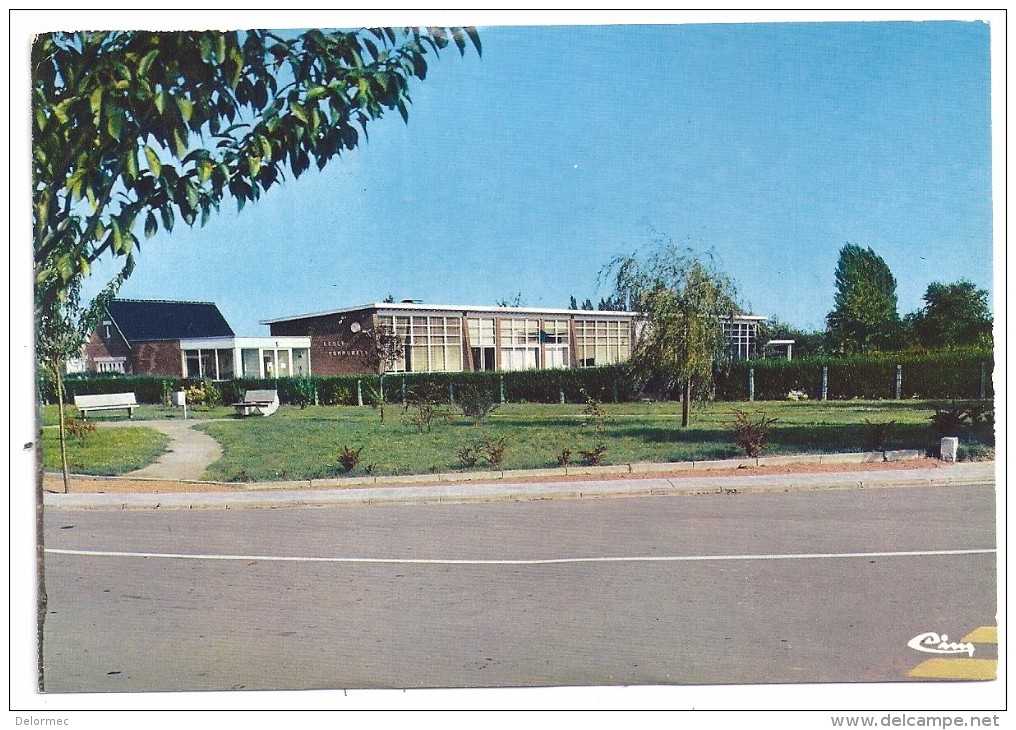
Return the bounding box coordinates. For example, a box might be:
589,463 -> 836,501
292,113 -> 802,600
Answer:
41,482 -> 996,693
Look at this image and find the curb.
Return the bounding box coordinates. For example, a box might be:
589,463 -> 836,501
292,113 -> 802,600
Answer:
43,460 -> 996,511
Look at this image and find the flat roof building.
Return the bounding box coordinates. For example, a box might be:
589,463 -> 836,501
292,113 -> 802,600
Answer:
262,302 -> 766,376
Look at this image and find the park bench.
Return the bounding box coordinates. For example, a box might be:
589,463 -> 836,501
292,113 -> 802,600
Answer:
74,392 -> 137,419
232,389 -> 280,417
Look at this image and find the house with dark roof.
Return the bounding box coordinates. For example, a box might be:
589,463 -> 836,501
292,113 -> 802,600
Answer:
81,299 -> 311,379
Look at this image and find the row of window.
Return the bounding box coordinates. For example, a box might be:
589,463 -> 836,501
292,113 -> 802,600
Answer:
373,315 -> 632,373
183,347 -> 311,380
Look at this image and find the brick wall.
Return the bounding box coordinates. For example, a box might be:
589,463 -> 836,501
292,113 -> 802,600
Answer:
269,309 -> 376,376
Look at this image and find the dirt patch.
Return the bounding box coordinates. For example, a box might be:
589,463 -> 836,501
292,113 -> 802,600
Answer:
43,459 -> 943,495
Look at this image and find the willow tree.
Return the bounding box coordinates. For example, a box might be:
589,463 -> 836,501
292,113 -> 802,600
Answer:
604,241 -> 740,427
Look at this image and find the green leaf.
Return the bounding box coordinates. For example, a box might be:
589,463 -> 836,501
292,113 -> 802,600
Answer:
89,87 -> 103,115
106,107 -> 122,140
125,147 -> 139,178
172,127 -> 188,158
144,146 -> 162,177
53,98 -> 74,124
154,90 -> 168,114
290,102 -> 308,124
176,96 -> 194,122
144,211 -> 158,238
198,158 -> 213,183
306,85 -> 327,101
110,219 -> 124,253
137,49 -> 159,77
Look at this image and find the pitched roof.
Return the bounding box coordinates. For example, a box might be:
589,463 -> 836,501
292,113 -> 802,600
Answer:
106,299 -> 234,343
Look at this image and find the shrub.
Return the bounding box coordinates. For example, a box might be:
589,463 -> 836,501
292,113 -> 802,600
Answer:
863,419 -> 896,450
555,448 -> 572,467
65,416 -> 97,442
404,382 -> 453,432
338,445 -> 363,472
479,433 -> 510,468
731,410 -> 778,458
457,383 -> 501,425
579,444 -> 608,466
929,404 -> 970,437
457,444 -> 480,469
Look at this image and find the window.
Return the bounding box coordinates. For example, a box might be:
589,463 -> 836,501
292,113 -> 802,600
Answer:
575,319 -> 630,367
542,319 -> 570,369
95,357 -> 127,374
380,315 -> 462,373
723,320 -> 757,360
467,317 -> 496,371
500,318 -> 540,371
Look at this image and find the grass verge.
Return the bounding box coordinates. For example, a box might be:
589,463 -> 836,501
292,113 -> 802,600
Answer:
41,426 -> 170,476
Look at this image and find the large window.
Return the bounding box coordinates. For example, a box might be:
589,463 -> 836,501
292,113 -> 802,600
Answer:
183,348 -> 235,380
379,315 -> 462,373
723,320 -> 757,360
467,317 -> 496,371
575,319 -> 630,367
541,319 -> 570,369
500,318 -> 540,371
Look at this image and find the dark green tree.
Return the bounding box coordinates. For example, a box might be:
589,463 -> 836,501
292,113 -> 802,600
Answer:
604,239 -> 740,427
906,280 -> 993,349
33,27 -> 480,319
825,243 -> 900,353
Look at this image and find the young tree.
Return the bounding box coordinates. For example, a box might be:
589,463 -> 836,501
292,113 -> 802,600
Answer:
906,280 -> 993,349
358,324 -> 405,423
825,243 -> 900,353
604,240 -> 740,427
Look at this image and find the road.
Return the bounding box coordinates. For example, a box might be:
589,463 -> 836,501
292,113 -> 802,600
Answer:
41,482 -> 996,692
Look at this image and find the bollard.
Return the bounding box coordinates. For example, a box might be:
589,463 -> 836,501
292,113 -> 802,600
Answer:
940,437 -> 959,463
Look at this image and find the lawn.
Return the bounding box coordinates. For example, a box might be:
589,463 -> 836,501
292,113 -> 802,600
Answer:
41,425 -> 170,476
195,399 -> 994,483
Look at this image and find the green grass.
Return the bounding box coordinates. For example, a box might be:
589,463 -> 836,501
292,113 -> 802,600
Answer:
38,403 -> 235,426
41,425 -> 170,476
196,400 -> 994,483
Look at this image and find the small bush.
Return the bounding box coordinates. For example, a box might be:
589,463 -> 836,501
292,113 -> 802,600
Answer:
929,404 -> 970,437
457,444 -> 480,469
579,444 -> 608,466
457,383 -> 501,425
338,445 -> 363,472
480,433 -> 510,468
555,448 -> 572,467
731,410 -> 778,458
404,383 -> 453,432
65,416 -> 97,442
863,419 -> 896,450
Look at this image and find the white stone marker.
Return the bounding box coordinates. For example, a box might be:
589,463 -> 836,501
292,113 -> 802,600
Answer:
940,437 -> 959,462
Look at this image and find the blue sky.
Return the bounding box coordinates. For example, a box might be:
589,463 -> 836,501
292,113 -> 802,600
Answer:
76,20 -> 993,336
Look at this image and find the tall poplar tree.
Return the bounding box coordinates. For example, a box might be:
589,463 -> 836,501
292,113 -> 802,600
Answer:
825,243 -> 900,353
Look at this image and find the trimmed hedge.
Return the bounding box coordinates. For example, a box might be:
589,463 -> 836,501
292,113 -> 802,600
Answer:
713,349 -> 993,401
42,350 -> 992,405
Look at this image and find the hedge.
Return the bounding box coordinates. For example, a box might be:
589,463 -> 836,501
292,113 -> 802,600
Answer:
713,349 -> 994,401
41,350 -> 992,406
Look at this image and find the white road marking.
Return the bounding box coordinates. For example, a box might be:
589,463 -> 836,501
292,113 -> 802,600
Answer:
45,547 -> 996,566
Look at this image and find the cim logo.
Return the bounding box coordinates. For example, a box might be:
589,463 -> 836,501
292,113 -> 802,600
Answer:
907,631 -> 975,657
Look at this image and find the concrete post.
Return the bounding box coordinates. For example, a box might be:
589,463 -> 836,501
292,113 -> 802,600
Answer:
748,368 -> 755,402
500,376 -> 505,404
980,362 -> 987,399
559,385 -> 565,405
821,366 -> 828,401
449,382 -> 455,403
940,437 -> 959,462
895,364 -> 902,400
356,379 -> 363,407
401,378 -> 407,404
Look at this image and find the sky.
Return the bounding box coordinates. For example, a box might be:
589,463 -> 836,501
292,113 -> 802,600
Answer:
54,14 -> 996,337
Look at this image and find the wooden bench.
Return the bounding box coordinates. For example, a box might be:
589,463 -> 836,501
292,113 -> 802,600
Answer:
74,392 -> 137,419
232,389 -> 280,417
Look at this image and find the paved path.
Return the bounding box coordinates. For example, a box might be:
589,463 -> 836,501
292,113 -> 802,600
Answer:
98,419 -> 223,481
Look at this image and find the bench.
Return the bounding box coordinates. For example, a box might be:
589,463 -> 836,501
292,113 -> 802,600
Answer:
74,392 -> 137,419
232,389 -> 280,417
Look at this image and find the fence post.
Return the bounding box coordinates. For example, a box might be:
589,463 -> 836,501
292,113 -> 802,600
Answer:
821,366 -> 828,401
559,385 -> 565,405
500,376 -> 506,404
356,379 -> 363,407
748,368 -> 755,402
980,362 -> 987,399
895,364 -> 902,400
401,377 -> 407,403
449,382 -> 455,403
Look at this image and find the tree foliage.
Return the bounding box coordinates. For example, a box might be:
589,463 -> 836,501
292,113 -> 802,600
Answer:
357,323 -> 405,422
906,280 -> 992,349
825,243 -> 900,353
604,239 -> 740,426
32,27 -> 480,315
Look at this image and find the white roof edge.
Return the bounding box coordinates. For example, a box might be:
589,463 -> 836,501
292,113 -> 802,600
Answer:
260,302 -> 642,324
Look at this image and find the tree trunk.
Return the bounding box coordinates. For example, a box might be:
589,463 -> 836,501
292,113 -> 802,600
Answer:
378,373 -> 385,423
681,378 -> 692,427
36,395 -> 47,691
55,367 -> 70,494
